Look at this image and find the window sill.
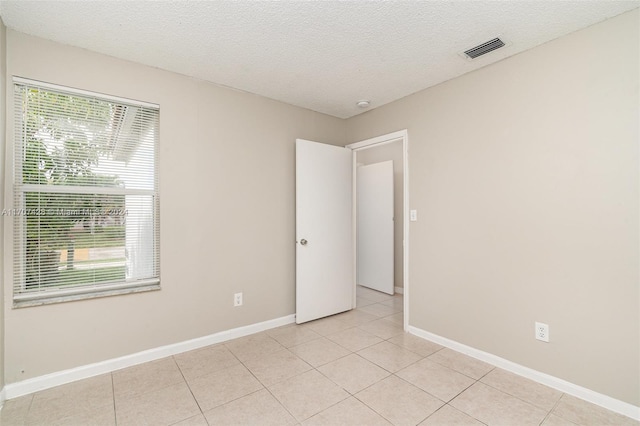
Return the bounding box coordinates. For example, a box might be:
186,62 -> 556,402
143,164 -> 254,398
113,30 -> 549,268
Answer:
13,282 -> 160,308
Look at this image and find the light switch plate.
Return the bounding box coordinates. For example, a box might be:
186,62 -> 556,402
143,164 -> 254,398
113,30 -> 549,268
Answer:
410,210 -> 418,222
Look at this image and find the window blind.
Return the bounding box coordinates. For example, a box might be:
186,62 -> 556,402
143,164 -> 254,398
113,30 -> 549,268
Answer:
11,79 -> 160,306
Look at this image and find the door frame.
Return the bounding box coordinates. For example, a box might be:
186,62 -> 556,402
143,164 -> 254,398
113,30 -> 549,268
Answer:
347,129 -> 409,331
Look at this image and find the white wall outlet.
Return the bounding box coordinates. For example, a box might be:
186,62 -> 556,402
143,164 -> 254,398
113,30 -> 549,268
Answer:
234,292 -> 243,307
410,209 -> 418,222
535,322 -> 549,342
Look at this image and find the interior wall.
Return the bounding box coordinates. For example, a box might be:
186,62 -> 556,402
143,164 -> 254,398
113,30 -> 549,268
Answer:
346,10 -> 639,406
2,30 -> 346,384
356,142 -> 404,290
0,16 -> 7,392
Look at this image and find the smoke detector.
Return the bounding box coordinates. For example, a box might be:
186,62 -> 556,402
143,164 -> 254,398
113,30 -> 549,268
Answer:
356,100 -> 370,109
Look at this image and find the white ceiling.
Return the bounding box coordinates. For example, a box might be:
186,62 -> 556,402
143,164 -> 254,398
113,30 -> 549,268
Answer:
0,1 -> 637,118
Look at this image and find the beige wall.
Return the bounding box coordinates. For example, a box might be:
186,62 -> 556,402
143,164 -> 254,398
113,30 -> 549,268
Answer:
356,142 -> 404,289
346,10 -> 639,405
0,17 -> 6,390
2,30 -> 345,383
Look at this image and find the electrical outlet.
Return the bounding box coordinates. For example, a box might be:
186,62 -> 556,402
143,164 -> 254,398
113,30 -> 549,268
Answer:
234,292 -> 243,307
535,322 -> 549,342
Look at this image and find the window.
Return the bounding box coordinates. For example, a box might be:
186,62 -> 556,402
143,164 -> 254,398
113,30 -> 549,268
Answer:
11,78 -> 160,306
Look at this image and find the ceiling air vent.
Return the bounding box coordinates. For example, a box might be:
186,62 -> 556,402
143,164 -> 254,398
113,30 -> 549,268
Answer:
464,37 -> 505,59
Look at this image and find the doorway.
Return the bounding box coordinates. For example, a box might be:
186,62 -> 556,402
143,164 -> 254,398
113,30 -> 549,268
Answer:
348,130 -> 409,331
356,144 -> 401,296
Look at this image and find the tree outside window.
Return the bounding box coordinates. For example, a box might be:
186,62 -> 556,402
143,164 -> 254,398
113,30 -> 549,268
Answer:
12,81 -> 159,305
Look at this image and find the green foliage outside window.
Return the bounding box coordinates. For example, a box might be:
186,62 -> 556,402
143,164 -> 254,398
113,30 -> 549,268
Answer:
19,88 -> 127,289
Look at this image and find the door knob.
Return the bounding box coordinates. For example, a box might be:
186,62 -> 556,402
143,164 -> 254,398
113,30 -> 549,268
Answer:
300,239 -> 308,246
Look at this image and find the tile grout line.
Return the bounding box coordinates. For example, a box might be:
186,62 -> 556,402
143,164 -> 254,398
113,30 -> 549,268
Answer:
26,392 -> 35,424
425,351 -> 492,382
419,403 -> 449,424
391,371 -> 489,426
172,354 -> 210,426
386,341 -> 493,426
228,336 -> 301,424
188,345 -> 270,420
437,374 -> 489,424
477,373 -> 565,421
443,375 -> 480,404
420,352 -> 501,422
539,392 -> 571,425
258,384 -> 299,424
350,391 -> 397,426
299,365 -> 351,423
110,373 -> 117,426
391,371 -> 447,405
444,402 -> 490,426
15,391 -> 36,425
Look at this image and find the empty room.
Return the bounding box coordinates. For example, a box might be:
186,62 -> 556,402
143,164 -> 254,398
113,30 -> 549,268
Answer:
0,1 -> 638,425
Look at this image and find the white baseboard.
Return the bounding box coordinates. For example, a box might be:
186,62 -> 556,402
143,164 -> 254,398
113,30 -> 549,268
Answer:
408,326 -> 640,421
394,286 -> 404,295
5,314 -> 296,400
0,387 -> 6,410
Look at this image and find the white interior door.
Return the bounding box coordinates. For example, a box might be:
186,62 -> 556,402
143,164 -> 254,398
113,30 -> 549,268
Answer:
357,161 -> 394,295
296,139 -> 353,324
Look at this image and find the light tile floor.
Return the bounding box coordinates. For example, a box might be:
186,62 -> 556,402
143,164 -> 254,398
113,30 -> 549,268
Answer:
2,286 -> 638,426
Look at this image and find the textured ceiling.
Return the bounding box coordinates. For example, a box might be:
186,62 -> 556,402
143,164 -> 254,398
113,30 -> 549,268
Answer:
0,1 -> 637,118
